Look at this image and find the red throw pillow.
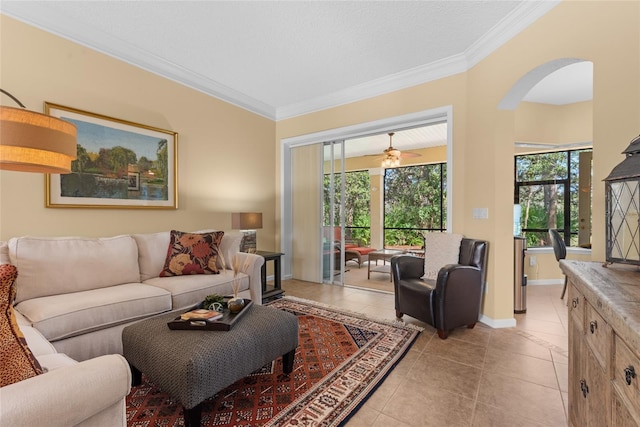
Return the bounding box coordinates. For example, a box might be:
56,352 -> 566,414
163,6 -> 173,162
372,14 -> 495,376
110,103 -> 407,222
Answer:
159,230 -> 224,277
0,264 -> 43,387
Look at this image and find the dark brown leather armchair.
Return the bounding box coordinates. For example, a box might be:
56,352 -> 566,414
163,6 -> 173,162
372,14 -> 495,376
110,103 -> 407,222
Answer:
391,238 -> 489,339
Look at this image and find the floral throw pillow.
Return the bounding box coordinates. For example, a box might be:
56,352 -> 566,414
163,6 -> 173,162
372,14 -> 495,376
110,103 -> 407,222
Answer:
1,264 -> 43,387
159,230 -> 224,277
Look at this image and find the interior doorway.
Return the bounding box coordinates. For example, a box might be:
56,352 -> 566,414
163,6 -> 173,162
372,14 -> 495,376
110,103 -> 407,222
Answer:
323,125 -> 448,291
281,106 -> 453,286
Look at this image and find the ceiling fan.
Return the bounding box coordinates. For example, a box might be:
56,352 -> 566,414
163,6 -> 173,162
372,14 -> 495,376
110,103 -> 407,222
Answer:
372,132 -> 420,167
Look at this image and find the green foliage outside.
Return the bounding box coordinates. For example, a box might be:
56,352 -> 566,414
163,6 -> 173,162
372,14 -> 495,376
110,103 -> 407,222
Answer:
385,164 -> 446,247
324,171 -> 371,245
324,163 -> 447,248
516,149 -> 590,247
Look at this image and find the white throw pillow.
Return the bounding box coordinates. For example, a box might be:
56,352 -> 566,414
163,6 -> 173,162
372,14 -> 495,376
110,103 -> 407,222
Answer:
421,233 -> 463,280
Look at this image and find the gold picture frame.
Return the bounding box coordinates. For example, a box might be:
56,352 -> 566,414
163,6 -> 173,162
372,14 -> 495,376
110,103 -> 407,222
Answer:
45,103 -> 178,209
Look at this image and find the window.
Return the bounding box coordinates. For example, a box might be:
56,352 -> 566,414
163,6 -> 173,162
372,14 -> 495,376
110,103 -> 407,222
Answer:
515,149 -> 592,248
384,163 -> 447,248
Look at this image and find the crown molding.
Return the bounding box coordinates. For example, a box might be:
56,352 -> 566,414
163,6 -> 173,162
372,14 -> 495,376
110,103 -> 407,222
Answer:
1,4 -> 276,120
276,54 -> 467,120
3,1 -> 560,122
465,0 -> 561,68
276,1 -> 560,120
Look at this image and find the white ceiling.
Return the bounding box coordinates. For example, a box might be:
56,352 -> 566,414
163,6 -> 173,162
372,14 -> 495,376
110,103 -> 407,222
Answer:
1,0 -> 593,157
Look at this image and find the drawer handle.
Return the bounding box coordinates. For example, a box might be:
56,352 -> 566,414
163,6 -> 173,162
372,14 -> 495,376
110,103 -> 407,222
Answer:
571,298 -> 579,309
624,366 -> 636,386
580,379 -> 589,398
589,320 -> 598,334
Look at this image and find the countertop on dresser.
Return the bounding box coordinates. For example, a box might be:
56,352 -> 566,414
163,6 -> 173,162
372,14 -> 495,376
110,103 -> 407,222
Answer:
560,260 -> 640,354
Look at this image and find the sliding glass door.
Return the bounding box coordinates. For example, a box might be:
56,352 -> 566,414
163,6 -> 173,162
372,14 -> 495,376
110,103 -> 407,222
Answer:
322,140 -> 346,284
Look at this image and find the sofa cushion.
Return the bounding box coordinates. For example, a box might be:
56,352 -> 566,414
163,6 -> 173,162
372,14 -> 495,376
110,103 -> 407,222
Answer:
0,241 -> 9,264
9,235 -> 141,304
159,230 -> 224,276
134,230 -> 243,282
144,270 -> 249,311
0,264 -> 43,387
15,283 -> 171,342
133,231 -> 171,282
20,325 -> 57,357
351,247 -> 376,256
195,229 -> 243,270
422,233 -> 463,280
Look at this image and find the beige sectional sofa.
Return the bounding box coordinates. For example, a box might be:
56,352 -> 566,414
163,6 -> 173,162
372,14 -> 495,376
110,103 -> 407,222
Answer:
0,229 -> 264,426
6,230 -> 264,361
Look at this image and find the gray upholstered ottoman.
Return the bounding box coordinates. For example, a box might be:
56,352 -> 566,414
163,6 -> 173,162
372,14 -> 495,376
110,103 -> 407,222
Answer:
122,304 -> 298,427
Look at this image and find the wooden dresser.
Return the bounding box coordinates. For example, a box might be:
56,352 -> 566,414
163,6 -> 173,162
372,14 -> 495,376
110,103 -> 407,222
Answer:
561,261 -> 640,426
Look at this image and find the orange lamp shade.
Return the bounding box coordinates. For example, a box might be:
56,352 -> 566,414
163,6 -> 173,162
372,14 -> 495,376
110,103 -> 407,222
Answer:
0,106 -> 77,174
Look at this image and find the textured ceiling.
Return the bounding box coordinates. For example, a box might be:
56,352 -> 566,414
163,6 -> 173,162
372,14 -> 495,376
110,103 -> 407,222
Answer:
1,0 -> 579,121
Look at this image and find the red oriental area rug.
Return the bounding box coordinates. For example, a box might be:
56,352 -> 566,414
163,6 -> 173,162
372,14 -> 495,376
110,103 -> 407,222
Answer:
126,296 -> 421,426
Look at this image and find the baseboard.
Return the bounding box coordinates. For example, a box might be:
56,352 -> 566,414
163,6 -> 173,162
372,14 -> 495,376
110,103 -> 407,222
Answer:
527,279 -> 564,285
479,314 -> 517,328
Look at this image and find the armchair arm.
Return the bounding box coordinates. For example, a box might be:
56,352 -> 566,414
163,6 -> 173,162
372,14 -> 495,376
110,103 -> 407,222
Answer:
236,252 -> 264,305
0,354 -> 131,427
433,265 -> 483,331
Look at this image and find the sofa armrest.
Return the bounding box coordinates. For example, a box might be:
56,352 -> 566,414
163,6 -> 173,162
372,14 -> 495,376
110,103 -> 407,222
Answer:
0,354 -> 132,427
236,252 -> 265,305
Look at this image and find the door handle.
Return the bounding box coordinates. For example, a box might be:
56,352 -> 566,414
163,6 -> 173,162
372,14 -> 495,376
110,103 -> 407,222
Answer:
580,379 -> 589,398
624,366 -> 636,386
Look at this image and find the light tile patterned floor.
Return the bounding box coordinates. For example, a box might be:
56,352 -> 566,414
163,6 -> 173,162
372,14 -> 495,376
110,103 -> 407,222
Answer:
281,276 -> 569,427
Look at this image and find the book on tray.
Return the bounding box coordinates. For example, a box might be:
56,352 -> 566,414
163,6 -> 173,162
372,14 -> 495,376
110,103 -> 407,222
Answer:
180,309 -> 223,322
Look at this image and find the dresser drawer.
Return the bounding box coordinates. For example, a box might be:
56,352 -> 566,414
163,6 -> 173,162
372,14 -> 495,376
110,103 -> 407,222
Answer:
613,335 -> 640,420
568,283 -> 585,328
584,302 -> 610,368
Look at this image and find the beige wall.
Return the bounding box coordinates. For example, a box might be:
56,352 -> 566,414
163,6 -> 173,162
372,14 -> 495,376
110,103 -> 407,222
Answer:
0,16 -> 277,250
515,101 -> 593,146
524,250 -> 592,283
1,2 -> 638,325
276,1 -> 640,324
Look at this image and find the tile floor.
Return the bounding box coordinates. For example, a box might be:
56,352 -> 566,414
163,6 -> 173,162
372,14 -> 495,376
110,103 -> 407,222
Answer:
280,278 -> 569,426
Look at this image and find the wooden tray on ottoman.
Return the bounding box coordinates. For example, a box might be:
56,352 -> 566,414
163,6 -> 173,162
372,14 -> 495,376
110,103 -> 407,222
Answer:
167,299 -> 253,331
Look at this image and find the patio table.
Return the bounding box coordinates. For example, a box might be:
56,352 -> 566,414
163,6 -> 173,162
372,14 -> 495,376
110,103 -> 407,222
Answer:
367,249 -> 406,281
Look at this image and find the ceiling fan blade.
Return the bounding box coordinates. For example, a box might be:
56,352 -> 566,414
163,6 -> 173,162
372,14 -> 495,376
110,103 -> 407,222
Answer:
361,132 -> 423,159
363,150 -> 421,159
400,151 -> 421,158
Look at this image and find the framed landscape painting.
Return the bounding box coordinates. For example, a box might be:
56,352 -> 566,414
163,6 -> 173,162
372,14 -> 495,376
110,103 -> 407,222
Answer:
45,103 -> 178,209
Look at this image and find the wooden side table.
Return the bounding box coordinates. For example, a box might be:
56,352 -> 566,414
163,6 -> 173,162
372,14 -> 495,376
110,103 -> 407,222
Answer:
256,250 -> 284,302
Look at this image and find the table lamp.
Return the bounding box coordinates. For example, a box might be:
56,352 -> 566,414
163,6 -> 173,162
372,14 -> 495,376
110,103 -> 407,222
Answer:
232,212 -> 263,253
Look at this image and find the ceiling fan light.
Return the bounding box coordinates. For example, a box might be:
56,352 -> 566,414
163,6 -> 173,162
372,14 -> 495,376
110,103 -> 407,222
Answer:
382,153 -> 400,168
